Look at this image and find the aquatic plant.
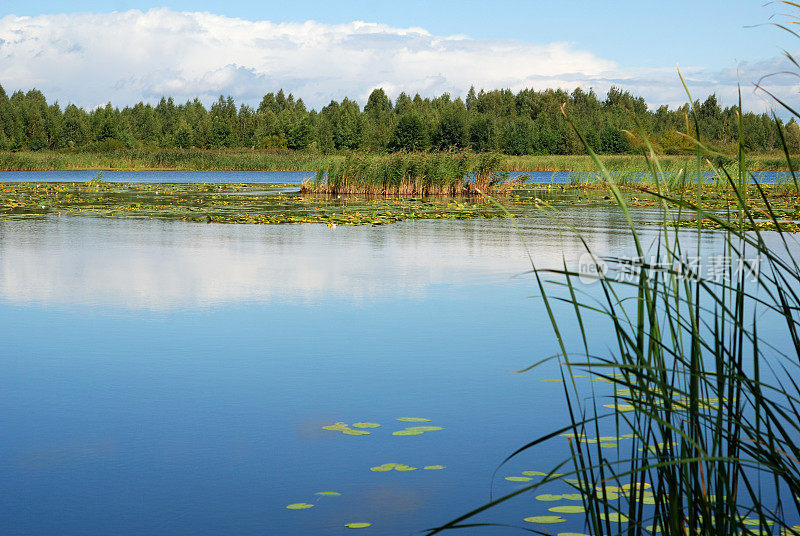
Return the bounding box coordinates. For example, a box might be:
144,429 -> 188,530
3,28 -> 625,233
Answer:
429,6 -> 800,535
301,151 -> 514,196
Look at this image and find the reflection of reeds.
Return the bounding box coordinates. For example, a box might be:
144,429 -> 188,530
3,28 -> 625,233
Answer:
301,152 -> 514,196
431,9 -> 800,536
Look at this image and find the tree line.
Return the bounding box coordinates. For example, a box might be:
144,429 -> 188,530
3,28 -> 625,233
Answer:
0,84 -> 797,155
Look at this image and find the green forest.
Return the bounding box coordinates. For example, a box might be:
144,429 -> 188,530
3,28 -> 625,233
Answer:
0,83 -> 797,156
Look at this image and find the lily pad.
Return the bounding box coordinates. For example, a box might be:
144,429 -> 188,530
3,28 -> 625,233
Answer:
370,463 -> 399,472
549,505 -> 586,513
561,493 -> 583,500
505,476 -> 533,482
392,430 -> 424,436
343,429 -> 370,436
600,442 -> 618,448
558,533 -> 591,536
404,426 -> 443,432
599,513 -> 629,522
286,503 -> 314,510
541,379 -> 564,383
562,479 -> 581,485
322,422 -> 349,431
535,494 -> 563,501
603,403 -> 635,412
524,515 -> 566,523
394,464 -> 417,471
315,491 -> 341,496
522,470 -> 547,476
352,422 -> 381,429
345,522 -> 372,529
424,465 -> 445,470
396,417 -> 430,422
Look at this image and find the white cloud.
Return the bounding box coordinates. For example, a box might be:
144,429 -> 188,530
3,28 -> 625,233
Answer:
0,8 -> 796,113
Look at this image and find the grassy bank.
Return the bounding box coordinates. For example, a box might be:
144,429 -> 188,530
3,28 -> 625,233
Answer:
0,149 -> 795,172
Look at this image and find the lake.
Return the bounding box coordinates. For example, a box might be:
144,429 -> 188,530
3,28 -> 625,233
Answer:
0,204 -> 794,535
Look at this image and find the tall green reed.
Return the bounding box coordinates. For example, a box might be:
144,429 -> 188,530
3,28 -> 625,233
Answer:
429,11 -> 800,536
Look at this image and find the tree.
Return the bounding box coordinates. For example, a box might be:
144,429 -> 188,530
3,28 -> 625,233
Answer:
433,108 -> 467,149
468,115 -> 495,152
389,113 -> 427,151
501,117 -> 534,155
60,105 -> 89,147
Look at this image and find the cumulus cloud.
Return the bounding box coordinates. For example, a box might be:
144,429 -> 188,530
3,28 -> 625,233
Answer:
0,8 -> 795,112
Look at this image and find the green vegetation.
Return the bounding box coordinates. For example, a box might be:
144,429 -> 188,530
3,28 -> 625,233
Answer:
428,12 -> 800,534
1,81 -> 796,161
0,181 -> 520,225
0,150 -> 794,172
301,152 -> 514,196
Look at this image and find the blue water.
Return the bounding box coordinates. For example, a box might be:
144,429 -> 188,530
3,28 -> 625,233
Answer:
1,169 -> 791,184
0,211 -> 795,535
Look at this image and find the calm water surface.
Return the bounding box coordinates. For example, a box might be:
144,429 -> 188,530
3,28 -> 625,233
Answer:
0,208 -> 794,535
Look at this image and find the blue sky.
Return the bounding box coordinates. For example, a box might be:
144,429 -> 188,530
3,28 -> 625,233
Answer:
0,1 -> 796,111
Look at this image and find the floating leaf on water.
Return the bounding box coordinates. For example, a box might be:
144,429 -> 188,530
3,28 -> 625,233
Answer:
370,463 -> 399,472
599,513 -> 629,522
571,375 -> 588,378
522,470 -> 547,477
641,496 -> 656,505
396,417 -> 430,422
599,436 -> 620,441
423,465 -> 445,470
392,430 -> 424,436
743,519 -> 774,526
535,494 -> 563,501
315,491 -> 341,496
394,465 -> 417,471
561,493 -> 583,500
286,503 -> 315,510
603,404 -> 635,412
524,515 -> 566,524
600,442 -> 618,448
549,505 -> 586,514
622,483 -> 651,490
505,476 -> 533,482
345,522 -> 372,529
541,379 -> 563,383
404,426 -> 443,432
621,434 -> 637,439
352,422 -> 381,429
562,478 -> 581,484
322,422 -> 349,431
343,429 -> 370,436
558,533 -> 591,536
646,525 -> 662,533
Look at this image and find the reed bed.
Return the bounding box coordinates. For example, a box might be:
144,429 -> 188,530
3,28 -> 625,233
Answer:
430,27 -> 800,536
2,150 -> 793,173
301,152 -> 514,196
0,148 -> 339,171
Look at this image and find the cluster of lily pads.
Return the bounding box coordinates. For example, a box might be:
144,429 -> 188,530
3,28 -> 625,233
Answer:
320,417 -> 444,438
289,417 -> 446,530
286,492 -> 371,530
